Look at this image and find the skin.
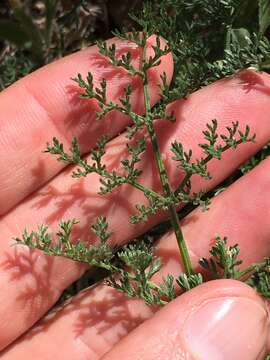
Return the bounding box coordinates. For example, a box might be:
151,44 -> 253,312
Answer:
0,36 -> 270,359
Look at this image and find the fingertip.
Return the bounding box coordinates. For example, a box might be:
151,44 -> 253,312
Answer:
103,280 -> 270,360
180,280 -> 270,360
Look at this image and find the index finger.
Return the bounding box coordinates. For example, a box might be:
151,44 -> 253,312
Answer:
0,35 -> 173,215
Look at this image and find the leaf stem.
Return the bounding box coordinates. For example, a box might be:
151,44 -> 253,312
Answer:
141,39 -> 194,276
129,179 -> 166,202
236,260 -> 269,281
97,167 -> 166,202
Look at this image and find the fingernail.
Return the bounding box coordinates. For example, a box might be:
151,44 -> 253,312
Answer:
182,297 -> 269,359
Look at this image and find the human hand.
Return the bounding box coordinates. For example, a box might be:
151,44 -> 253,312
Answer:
0,37 -> 270,359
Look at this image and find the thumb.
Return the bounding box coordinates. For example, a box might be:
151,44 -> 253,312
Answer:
103,280 -> 270,360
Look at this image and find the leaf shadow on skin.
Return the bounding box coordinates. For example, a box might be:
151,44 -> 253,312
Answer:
1,220 -> 209,354
1,247 -> 58,323
5,284 -> 156,347
87,45 -> 142,84
29,128 -> 161,245
28,159 -> 48,199
235,69 -> 270,94
31,180 -> 137,246
0,82 -> 169,347
0,126 -> 177,346
62,38 -> 168,150
72,285 -> 154,339
6,98 -> 194,312
63,48 -> 145,149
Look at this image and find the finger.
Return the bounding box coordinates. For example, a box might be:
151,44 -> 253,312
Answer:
0,35 -> 173,215
0,284 -> 156,360
103,280 -> 270,360
154,155 -> 270,280
1,70 -> 270,350
3,281 -> 268,360
2,153 -> 270,359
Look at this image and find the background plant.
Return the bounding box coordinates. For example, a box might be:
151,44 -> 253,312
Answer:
0,0 -> 141,89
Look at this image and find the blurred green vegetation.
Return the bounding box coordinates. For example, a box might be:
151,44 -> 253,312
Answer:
0,0 -> 141,89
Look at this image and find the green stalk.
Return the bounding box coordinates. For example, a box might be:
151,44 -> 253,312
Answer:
96,165 -> 166,202
129,180 -> 166,202
235,260 -> 269,281
141,40 -> 194,276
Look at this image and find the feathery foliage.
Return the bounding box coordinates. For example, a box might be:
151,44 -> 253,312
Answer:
16,21 -> 270,303
14,0 -> 270,305
200,237 -> 270,297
